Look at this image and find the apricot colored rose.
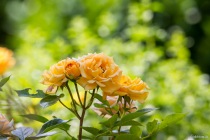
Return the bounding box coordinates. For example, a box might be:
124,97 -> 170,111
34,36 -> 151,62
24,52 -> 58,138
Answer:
0,114 -> 14,135
65,59 -> 80,80
0,47 -> 15,75
114,75 -> 149,103
41,58 -> 80,93
93,96 -> 137,118
77,53 -> 122,94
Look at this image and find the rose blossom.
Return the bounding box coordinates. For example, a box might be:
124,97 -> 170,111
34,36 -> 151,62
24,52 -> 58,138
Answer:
113,75 -> 149,103
77,53 -> 122,95
0,47 -> 15,75
41,58 -> 80,93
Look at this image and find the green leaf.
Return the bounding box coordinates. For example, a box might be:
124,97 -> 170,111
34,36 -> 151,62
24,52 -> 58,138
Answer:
11,127 -> 34,140
26,131 -> 57,140
146,119 -> 159,134
0,76 -> 10,91
81,135 -> 92,139
16,88 -> 47,98
94,94 -> 109,106
38,118 -> 68,134
115,134 -> 140,140
116,120 -> 143,126
57,123 -> 71,131
40,94 -> 64,108
94,103 -> 106,108
130,126 -> 142,137
83,127 -> 99,135
21,114 -> 49,123
158,113 -> 186,130
100,114 -> 118,128
121,108 -> 157,123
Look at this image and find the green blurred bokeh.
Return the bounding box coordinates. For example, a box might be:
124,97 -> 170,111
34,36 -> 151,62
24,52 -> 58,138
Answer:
0,0 -> 210,139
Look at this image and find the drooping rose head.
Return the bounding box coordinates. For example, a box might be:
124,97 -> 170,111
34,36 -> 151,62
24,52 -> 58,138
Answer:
77,53 -> 122,94
0,113 -> 14,135
0,47 -> 15,75
41,58 -> 80,93
93,96 -> 137,118
114,75 -> 149,103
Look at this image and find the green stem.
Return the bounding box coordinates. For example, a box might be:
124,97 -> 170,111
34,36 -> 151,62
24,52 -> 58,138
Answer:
85,89 -> 96,109
74,82 -> 83,107
66,83 -> 80,118
118,125 -> 122,134
59,99 -> 80,119
118,96 -> 127,134
78,91 -> 87,140
64,130 -> 73,138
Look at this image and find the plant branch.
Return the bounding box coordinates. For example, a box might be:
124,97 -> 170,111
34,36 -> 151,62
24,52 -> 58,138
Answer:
65,83 -> 80,118
85,89 -> 96,109
74,82 -> 83,107
78,91 -> 88,140
59,99 -> 80,119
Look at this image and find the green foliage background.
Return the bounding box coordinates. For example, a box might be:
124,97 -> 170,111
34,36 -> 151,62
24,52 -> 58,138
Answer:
0,0 -> 210,139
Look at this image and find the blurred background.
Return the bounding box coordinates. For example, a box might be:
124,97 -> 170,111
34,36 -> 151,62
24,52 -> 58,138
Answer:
0,0 -> 210,139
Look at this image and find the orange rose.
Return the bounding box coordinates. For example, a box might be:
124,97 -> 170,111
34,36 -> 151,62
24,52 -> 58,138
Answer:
77,53 -> 122,94
0,47 -> 15,75
93,96 -> 137,118
0,113 -> 14,135
114,75 -> 149,103
41,58 -> 80,93
65,59 -> 80,80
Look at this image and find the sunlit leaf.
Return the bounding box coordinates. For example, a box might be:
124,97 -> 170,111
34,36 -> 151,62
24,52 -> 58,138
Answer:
146,119 -> 159,134
40,94 -> 64,108
11,127 -> 33,140
130,126 -> 142,137
158,113 -> 186,130
38,118 -> 68,134
21,114 -> 48,123
16,88 -> 47,98
0,76 -> 10,91
121,108 -> 157,123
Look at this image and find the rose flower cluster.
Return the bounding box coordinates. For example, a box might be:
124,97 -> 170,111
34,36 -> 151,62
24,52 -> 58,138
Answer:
41,53 -> 149,116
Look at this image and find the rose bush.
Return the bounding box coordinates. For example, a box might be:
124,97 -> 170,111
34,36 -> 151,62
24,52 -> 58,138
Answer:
0,53 -> 185,140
